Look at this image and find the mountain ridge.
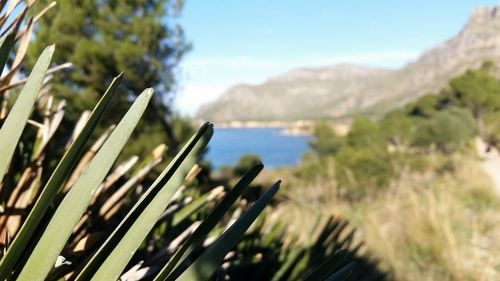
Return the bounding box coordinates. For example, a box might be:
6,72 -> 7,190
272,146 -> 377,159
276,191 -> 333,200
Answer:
196,6 -> 500,122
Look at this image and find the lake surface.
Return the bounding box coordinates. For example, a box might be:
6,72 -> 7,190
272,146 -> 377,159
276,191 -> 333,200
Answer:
205,127 -> 312,169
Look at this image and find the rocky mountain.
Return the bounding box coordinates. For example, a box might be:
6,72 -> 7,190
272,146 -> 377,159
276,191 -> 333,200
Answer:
196,6 -> 500,122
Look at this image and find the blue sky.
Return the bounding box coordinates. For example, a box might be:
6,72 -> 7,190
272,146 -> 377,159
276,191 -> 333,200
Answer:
175,0 -> 500,115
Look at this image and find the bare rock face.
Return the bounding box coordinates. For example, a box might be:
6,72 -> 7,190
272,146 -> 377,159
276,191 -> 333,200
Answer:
196,6 -> 500,122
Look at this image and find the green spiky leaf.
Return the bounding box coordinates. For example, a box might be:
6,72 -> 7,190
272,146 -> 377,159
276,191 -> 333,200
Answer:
75,123 -> 213,281
0,74 -> 123,280
174,180 -> 280,281
0,45 -> 54,185
155,163 -> 263,281
16,88 -> 153,281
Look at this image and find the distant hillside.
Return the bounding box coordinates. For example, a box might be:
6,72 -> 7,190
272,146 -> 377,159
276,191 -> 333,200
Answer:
196,6 -> 500,122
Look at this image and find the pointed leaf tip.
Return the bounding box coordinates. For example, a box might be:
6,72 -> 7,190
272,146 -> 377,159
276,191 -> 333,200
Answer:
198,122 -> 213,134
254,162 -> 264,170
46,44 -> 55,53
144,88 -> 154,98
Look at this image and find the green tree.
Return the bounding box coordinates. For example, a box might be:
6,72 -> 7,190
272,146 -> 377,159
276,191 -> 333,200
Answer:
412,107 -> 477,152
309,122 -> 343,156
335,118 -> 393,194
406,94 -> 440,118
346,117 -> 384,148
449,69 -> 500,132
26,0 -> 190,155
380,109 -> 416,146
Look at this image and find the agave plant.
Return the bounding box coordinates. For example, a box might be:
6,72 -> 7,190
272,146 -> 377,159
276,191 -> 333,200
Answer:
0,43 -> 283,280
0,1 -> 389,281
0,45 -> 361,280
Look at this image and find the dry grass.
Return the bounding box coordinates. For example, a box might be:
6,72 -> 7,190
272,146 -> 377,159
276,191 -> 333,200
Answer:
271,154 -> 500,281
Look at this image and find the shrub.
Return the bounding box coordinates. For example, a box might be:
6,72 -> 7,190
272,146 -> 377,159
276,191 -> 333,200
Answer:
379,110 -> 417,147
234,154 -> 262,176
346,117 -> 384,148
296,152 -> 333,180
309,122 -> 343,156
412,107 -> 477,152
335,146 -> 393,195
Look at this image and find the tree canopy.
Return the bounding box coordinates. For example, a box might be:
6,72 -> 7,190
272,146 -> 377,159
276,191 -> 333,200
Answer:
27,0 -> 190,155
309,122 -> 343,155
413,107 -> 477,151
449,69 -> 500,117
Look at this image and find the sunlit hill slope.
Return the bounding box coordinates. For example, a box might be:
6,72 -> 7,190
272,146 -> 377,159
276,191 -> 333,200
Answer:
197,6 -> 500,122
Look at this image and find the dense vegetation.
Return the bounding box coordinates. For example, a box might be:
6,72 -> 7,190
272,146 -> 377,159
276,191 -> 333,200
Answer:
3,1 -> 499,280
271,62 -> 500,280
298,63 -> 500,198
0,1 -> 387,280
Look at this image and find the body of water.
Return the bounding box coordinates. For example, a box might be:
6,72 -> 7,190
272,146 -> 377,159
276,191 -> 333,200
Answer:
205,127 -> 312,169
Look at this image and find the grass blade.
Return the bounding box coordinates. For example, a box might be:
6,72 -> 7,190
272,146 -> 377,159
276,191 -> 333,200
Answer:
154,163 -> 263,281
16,88 -> 153,281
0,45 -> 53,185
75,123 -> 213,281
0,74 -> 123,280
174,180 -> 280,281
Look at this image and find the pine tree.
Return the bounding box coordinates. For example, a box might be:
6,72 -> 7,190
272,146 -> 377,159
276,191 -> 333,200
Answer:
26,0 -> 190,154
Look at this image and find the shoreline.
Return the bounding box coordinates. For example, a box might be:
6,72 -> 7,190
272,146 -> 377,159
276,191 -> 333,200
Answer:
213,120 -> 314,136
194,119 -> 351,136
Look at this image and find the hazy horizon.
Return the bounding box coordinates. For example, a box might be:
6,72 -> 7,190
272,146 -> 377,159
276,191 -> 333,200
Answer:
174,0 -> 500,116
